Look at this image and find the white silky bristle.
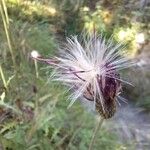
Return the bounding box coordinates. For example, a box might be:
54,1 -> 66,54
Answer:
51,34 -> 135,108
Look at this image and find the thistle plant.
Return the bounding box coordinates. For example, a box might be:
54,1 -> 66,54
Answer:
31,33 -> 135,119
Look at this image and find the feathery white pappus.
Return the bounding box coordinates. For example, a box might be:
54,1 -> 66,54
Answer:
33,34 -> 136,119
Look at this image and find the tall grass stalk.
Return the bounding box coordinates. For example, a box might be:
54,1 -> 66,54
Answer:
0,1 -> 16,70
0,65 -> 7,90
88,117 -> 104,150
34,60 -> 39,78
1,0 -> 9,25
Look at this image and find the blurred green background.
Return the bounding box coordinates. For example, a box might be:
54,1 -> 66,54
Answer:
0,0 -> 150,150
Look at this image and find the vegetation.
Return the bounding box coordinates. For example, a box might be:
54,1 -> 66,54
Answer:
0,0 -> 149,150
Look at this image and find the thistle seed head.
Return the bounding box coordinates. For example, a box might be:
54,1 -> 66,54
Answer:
33,34 -> 135,119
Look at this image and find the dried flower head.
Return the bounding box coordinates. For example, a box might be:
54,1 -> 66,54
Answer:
32,34 -> 135,119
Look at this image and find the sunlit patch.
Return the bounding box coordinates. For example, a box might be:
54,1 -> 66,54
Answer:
22,1 -> 57,16
80,6 -> 106,32
135,33 -> 145,44
85,21 -> 95,33
82,6 -> 89,12
102,10 -> 112,24
115,27 -> 137,42
118,30 -> 128,41
46,7 -> 56,16
7,0 -> 57,19
114,27 -> 140,57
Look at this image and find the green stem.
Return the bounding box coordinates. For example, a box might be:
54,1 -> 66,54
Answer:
0,65 -> 7,90
34,60 -> 39,78
0,2 -> 16,70
88,117 -> 104,150
1,0 -> 9,26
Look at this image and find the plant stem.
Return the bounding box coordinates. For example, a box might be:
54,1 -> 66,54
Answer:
34,60 -> 39,78
1,0 -> 9,26
88,117 -> 104,150
0,2 -> 16,70
0,65 -> 7,90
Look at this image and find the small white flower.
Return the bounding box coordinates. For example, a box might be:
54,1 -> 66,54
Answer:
31,50 -> 40,58
35,34 -> 136,119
